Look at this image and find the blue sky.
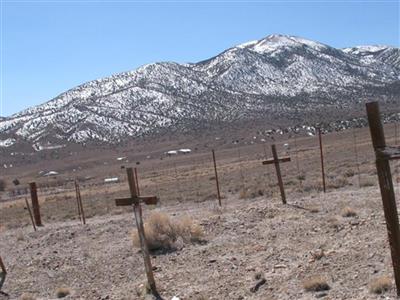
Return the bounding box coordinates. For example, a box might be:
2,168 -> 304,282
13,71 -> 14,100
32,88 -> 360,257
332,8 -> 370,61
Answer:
1,0 -> 399,117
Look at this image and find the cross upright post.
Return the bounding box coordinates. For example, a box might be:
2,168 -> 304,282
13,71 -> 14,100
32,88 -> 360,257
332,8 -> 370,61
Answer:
115,167 -> 160,299
262,144 -> 291,204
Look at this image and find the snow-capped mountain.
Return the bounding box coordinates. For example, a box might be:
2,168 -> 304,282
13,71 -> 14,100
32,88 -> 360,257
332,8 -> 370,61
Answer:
1,34 -> 399,149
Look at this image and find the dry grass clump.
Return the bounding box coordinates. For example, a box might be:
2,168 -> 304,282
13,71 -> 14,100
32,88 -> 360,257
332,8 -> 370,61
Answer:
369,276 -> 392,294
310,249 -> 325,261
303,276 -> 330,292
20,294 -> 36,300
341,207 -> 357,217
55,287 -> 71,298
16,231 -> 25,241
328,216 -> 341,231
328,176 -> 349,189
360,178 -> 375,187
308,206 -> 319,213
344,169 -> 355,178
132,212 -> 204,252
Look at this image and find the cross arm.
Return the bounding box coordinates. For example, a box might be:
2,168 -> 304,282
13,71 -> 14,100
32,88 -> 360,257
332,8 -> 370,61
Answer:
115,195 -> 158,206
262,156 -> 291,165
376,146 -> 400,161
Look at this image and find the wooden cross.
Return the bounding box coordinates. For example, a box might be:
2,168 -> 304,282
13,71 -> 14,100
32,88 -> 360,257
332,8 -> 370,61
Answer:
262,144 -> 291,204
115,167 -> 160,298
366,102 -> 400,296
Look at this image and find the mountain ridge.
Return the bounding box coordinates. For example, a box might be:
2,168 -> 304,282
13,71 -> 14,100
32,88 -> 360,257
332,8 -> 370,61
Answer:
1,34 -> 399,150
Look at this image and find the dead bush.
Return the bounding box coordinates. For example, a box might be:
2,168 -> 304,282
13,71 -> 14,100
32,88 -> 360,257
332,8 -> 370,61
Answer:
341,207 -> 357,217
303,276 -> 330,292
132,212 -> 204,252
369,276 -> 392,294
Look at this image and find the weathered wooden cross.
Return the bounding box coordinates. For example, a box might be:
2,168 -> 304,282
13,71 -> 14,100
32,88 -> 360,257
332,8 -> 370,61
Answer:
262,144 -> 291,204
366,101 -> 400,296
115,167 -> 160,298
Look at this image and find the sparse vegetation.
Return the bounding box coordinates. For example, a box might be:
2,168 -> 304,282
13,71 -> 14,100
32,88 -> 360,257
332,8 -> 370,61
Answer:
341,207 -> 357,217
344,169 -> 355,177
132,212 -> 204,251
308,206 -> 319,213
55,287 -> 71,298
20,294 -> 37,300
310,249 -> 325,261
303,276 -> 330,292
328,176 -> 349,189
369,276 -> 392,294
16,231 -> 25,241
328,216 -> 341,231
360,178 -> 375,187
297,174 -> 306,181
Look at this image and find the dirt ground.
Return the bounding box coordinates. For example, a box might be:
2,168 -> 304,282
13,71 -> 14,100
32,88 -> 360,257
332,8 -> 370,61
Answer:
1,123 -> 400,299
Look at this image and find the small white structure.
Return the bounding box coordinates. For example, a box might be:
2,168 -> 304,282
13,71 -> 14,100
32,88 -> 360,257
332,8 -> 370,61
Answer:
166,150 -> 178,156
104,177 -> 119,183
116,157 -> 127,161
178,148 -> 191,154
43,171 -> 59,177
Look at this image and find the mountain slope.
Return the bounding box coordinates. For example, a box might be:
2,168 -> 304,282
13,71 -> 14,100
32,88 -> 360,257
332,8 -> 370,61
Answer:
1,34 -> 399,149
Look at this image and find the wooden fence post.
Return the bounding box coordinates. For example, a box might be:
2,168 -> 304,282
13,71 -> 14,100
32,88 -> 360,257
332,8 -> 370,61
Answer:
366,101 -> 400,296
29,182 -> 42,226
318,128 -> 326,193
25,197 -> 37,231
212,149 -> 222,207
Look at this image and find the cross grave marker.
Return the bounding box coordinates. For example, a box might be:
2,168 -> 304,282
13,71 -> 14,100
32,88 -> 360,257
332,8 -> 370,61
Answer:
115,167 -> 160,298
262,144 -> 291,204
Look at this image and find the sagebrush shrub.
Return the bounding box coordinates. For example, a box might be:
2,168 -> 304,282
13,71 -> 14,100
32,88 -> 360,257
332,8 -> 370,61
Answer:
132,212 -> 204,251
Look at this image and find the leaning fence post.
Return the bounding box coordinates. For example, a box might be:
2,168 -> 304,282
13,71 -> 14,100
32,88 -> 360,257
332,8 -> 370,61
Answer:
25,197 -> 37,232
366,101 -> 400,296
212,149 -> 222,207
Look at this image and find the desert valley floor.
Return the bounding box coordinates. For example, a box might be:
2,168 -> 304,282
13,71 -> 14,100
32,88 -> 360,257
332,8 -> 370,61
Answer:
1,123 -> 400,299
